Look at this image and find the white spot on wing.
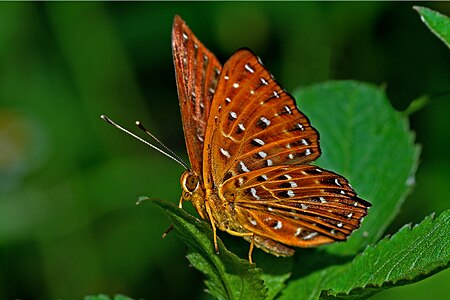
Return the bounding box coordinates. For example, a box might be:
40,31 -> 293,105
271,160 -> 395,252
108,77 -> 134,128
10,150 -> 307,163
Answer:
253,138 -> 265,146
224,75 -> 229,80
258,151 -> 267,158
260,116 -> 271,126
305,149 -> 311,155
319,197 -> 327,203
273,91 -> 280,98
334,178 -> 342,187
289,181 -> 298,188
220,148 -> 231,158
295,228 -> 302,236
249,218 -> 257,226
288,153 -> 295,159
225,97 -> 231,103
245,64 -> 255,73
284,106 -> 292,114
233,83 -> 239,88
337,222 -> 343,228
303,232 -> 318,240
301,204 -> 309,210
250,188 -> 260,200
347,213 -> 353,218
239,161 -> 250,173
274,221 -> 282,230
301,139 -> 308,145
260,78 -> 268,85
287,190 -> 295,197
182,33 -> 188,40
238,123 -> 245,131
229,111 -> 237,119
266,159 -> 273,166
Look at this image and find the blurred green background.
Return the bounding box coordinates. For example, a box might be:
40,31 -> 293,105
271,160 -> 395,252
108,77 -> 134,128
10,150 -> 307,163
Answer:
0,2 -> 449,299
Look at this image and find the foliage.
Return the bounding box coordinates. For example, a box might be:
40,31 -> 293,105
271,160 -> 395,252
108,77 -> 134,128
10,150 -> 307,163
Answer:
414,6 -> 450,49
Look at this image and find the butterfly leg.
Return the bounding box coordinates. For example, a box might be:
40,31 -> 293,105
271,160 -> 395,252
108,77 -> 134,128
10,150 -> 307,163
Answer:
204,201 -> 220,254
204,201 -> 255,262
249,234 -> 255,264
224,229 -> 255,263
161,224 -> 174,239
162,196 -> 184,239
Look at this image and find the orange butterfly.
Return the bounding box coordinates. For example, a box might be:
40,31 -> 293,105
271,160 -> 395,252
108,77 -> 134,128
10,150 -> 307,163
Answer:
102,15 -> 370,264
172,16 -> 370,262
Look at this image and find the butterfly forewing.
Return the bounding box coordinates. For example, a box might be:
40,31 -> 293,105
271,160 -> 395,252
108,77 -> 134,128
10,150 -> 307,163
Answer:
172,16 -> 222,175
203,49 -> 320,189
219,165 -> 370,249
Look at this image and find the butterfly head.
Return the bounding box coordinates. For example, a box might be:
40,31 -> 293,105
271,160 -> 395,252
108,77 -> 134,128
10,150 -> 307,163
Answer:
180,170 -> 200,201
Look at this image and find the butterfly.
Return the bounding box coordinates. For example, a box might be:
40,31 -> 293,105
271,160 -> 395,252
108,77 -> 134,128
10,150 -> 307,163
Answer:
171,15 -> 371,262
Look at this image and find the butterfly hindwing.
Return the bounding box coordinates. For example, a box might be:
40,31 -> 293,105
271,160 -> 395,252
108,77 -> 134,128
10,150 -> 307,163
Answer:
219,165 -> 371,248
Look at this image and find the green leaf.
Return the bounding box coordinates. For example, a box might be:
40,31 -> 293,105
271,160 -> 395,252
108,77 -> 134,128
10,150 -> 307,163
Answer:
256,254 -> 293,300
323,209 -> 450,299
281,210 -> 450,300
414,6 -> 450,49
294,81 -> 420,255
150,199 -> 267,300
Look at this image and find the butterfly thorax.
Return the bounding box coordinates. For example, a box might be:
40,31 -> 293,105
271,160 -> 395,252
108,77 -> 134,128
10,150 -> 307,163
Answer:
180,171 -> 242,233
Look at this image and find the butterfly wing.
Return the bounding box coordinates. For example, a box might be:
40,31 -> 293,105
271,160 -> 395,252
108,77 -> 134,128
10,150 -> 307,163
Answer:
202,49 -> 320,190
219,165 -> 370,253
172,15 -> 222,175
202,49 -> 370,255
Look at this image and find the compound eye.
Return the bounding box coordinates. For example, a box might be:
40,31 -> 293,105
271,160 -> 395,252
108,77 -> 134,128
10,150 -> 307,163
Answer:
185,173 -> 199,192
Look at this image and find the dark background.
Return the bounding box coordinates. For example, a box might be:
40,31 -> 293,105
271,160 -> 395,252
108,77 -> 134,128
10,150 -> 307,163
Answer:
0,2 -> 449,299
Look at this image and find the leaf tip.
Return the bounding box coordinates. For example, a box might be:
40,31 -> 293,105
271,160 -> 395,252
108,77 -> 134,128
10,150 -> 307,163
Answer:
136,196 -> 150,205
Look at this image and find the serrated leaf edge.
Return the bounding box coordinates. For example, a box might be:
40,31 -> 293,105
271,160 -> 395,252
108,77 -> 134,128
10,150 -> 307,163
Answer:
321,210 -> 450,298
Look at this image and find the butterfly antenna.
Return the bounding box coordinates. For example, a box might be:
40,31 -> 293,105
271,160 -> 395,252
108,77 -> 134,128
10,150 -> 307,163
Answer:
100,115 -> 190,170
135,120 -> 189,170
